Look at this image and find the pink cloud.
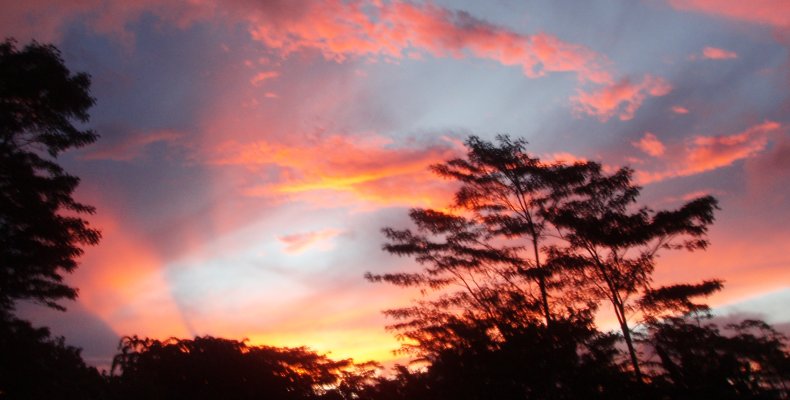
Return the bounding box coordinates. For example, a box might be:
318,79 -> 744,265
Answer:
250,71 -> 280,86
701,46 -> 738,60
242,0 -> 612,84
278,229 -> 344,254
636,121 -> 781,183
668,0 -> 790,28
572,75 -> 672,121
540,152 -> 588,164
82,130 -> 183,161
671,105 -> 690,114
633,132 -> 666,157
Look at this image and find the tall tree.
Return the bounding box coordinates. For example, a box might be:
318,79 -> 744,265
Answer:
367,136 -> 596,356
547,163 -> 719,382
0,39 -> 100,312
430,136 -> 593,325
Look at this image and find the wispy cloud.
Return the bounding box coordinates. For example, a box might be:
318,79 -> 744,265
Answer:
83,130 -> 184,161
244,0 -> 612,84
668,0 -> 790,29
636,121 -> 781,183
278,229 -> 344,254
250,71 -> 280,86
211,134 -> 461,209
633,132 -> 666,157
572,75 -> 672,121
690,46 -> 738,60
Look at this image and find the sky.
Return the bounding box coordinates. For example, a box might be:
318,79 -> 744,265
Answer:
3,0 -> 790,368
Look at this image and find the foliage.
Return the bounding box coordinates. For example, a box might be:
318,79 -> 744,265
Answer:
0,311 -> 105,399
370,135 -> 722,385
109,335 -> 357,400
367,136 -> 598,358
0,39 -> 99,312
546,163 -> 719,380
646,315 -> 790,399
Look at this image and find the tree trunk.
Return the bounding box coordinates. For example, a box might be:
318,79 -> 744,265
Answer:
532,238 -> 552,327
616,303 -> 644,384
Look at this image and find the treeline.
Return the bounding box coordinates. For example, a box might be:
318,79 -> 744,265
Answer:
1,39 -> 789,399
2,304 -> 789,399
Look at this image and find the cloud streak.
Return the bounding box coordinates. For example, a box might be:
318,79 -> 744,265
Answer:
701,46 -> 738,60
83,130 -> 184,161
211,134 -> 461,209
279,229 -> 344,254
668,0 -> 790,28
636,121 -> 781,183
572,75 -> 672,121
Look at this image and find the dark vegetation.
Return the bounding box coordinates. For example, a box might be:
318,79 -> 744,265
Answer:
1,38 -> 788,399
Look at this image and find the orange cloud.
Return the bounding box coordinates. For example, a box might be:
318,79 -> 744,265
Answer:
211,134 -> 460,209
572,75 -> 672,121
701,46 -> 738,60
279,229 -> 344,254
633,132 -> 666,157
636,121 -> 781,183
668,0 -> 790,28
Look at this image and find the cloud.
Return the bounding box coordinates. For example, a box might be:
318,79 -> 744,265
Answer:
250,71 -> 280,86
242,0 -> 612,84
636,121 -> 781,183
701,46 -> 738,60
540,152 -> 588,164
278,229 -> 344,254
671,105 -> 690,114
689,46 -> 738,61
633,132 -> 666,157
668,0 -> 790,28
572,75 -> 672,121
0,0 -> 213,45
211,134 -> 461,209
2,0 -> 613,87
82,130 -> 183,161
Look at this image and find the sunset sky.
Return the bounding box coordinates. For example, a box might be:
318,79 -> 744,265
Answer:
4,0 -> 789,368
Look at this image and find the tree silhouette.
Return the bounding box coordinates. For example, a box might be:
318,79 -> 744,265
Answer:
370,136 -> 725,391
547,163 -> 719,382
367,136 -> 600,357
0,311 -> 104,399
0,39 -> 100,312
109,335 -> 356,400
646,315 -> 790,399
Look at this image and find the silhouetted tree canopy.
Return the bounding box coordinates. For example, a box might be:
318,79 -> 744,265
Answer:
0,311 -> 104,399
0,39 -> 100,312
367,136 -> 601,358
369,135 -> 730,393
545,162 -> 719,382
645,315 -> 790,399
108,335 -> 363,400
